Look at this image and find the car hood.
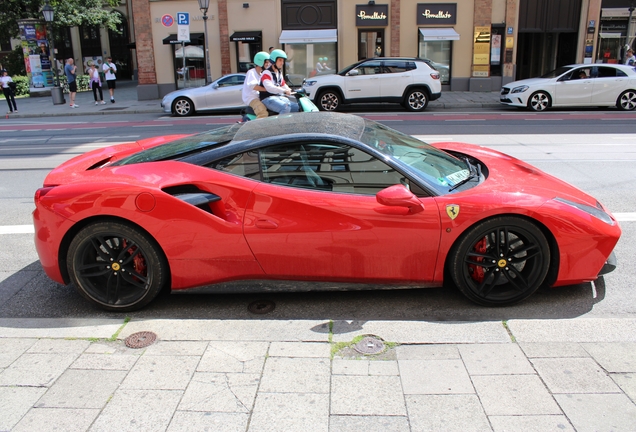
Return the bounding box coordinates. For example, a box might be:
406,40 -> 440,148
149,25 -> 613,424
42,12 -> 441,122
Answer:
504,77 -> 552,89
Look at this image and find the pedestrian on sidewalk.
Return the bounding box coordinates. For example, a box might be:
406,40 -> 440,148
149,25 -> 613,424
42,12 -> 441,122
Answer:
64,58 -> 79,108
0,70 -> 18,114
89,64 -> 106,105
103,56 -> 117,103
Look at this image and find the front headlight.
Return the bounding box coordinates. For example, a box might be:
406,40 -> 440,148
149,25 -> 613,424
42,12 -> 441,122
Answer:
554,197 -> 614,225
511,85 -> 529,94
304,81 -> 317,87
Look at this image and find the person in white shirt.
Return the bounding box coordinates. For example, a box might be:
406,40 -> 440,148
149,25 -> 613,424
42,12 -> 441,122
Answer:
259,49 -> 298,114
242,52 -> 271,119
625,49 -> 635,66
89,64 -> 106,105
102,56 -> 117,103
1,70 -> 18,113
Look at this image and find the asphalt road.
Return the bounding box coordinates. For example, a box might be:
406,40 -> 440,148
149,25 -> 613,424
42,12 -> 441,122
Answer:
1,110 -> 634,321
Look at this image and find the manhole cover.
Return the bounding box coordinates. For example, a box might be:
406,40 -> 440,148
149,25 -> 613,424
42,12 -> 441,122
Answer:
353,336 -> 385,355
248,300 -> 275,314
124,331 -> 157,349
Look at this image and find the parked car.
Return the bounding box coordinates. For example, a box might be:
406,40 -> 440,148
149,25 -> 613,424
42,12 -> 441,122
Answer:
302,57 -> 442,112
161,73 -> 246,117
33,112 -> 620,311
500,64 -> 636,111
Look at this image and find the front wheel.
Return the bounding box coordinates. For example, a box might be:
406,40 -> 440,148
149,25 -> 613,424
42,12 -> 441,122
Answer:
404,89 -> 429,111
318,90 -> 341,111
527,91 -> 551,112
617,90 -> 636,111
449,217 -> 550,306
67,221 -> 167,311
173,97 -> 194,116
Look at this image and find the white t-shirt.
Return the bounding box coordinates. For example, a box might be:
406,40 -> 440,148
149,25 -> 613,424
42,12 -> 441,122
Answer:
0,76 -> 13,89
242,68 -> 261,105
103,62 -> 117,80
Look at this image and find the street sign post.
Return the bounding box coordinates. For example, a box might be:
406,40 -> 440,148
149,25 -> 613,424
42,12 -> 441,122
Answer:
177,12 -> 190,42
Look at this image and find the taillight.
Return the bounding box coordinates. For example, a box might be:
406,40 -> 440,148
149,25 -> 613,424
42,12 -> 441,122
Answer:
430,72 -> 440,80
34,187 -> 55,205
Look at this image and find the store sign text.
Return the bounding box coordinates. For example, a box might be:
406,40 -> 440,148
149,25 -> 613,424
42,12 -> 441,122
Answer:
416,3 -> 457,25
422,9 -> 452,19
356,4 -> 389,26
358,11 -> 387,20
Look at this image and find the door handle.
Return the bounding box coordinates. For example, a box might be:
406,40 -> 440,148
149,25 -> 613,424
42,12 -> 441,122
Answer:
255,219 -> 278,229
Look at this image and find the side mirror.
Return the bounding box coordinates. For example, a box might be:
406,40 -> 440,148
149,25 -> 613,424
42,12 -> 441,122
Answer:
376,184 -> 424,214
212,83 -> 219,89
348,69 -> 359,76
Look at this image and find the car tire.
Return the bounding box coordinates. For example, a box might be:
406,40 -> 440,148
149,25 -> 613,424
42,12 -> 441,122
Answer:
449,217 -> 550,307
67,221 -> 168,311
317,90 -> 341,111
173,97 -> 194,117
527,91 -> 551,112
617,90 -> 636,111
404,88 -> 429,111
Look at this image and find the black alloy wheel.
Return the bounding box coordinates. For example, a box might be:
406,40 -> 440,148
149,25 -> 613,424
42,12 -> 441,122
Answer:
173,97 -> 194,116
67,221 -> 167,311
318,90 -> 341,111
404,89 -> 429,111
450,217 -> 550,306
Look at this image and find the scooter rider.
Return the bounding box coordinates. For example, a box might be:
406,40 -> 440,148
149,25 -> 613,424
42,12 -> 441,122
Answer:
242,51 -> 271,119
259,49 -> 299,114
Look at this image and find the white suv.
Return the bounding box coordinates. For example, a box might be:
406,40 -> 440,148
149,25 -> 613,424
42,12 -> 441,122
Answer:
302,58 -> 442,112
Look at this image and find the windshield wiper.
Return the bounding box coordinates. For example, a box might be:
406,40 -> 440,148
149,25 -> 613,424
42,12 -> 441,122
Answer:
448,158 -> 481,192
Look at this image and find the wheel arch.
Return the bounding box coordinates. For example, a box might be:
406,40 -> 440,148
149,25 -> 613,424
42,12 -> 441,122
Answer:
402,84 -> 433,100
315,86 -> 345,103
58,215 -> 171,288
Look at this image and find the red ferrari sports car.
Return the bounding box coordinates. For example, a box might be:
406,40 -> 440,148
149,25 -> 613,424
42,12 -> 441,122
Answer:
33,112 -> 620,311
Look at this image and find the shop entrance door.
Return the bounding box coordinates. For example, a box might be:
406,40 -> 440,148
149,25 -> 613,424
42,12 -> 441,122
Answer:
358,29 -> 384,60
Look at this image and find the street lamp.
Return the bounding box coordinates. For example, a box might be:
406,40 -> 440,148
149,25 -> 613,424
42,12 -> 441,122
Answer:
42,0 -> 64,104
198,0 -> 212,84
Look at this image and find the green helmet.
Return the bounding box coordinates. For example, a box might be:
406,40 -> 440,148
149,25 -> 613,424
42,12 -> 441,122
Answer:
253,51 -> 270,67
269,49 -> 288,62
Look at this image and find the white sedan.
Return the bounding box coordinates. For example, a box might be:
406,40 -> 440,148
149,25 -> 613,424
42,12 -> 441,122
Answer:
500,64 -> 636,111
161,73 -> 246,116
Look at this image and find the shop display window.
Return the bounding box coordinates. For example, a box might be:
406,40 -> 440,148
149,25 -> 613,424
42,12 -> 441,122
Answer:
418,38 -> 451,85
282,43 -> 337,85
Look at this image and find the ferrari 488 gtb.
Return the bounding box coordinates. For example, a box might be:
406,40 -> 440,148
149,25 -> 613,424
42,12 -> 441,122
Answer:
33,112 -> 620,311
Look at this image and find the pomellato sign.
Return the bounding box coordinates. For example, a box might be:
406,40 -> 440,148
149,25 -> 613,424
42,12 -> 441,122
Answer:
417,3 -> 457,25
356,4 -> 389,26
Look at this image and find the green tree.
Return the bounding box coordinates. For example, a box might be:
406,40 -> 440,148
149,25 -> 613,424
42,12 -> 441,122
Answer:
0,0 -> 121,43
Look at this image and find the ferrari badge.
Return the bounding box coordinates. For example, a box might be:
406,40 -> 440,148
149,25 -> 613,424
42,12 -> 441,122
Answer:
446,204 -> 460,220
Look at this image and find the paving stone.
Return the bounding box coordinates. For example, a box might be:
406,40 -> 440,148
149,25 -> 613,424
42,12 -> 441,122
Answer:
489,415 -> 575,432
554,393 -> 636,432
197,341 -> 268,374
142,340 -> 209,356
581,342 -> 636,372
0,387 -> 47,431
519,342 -> 588,358
472,375 -> 562,415
331,375 -> 406,416
178,372 -> 259,413
167,411 -> 249,432
89,389 -> 182,432
0,338 -> 37,367
26,338 -> 90,355
369,360 -> 399,376
0,318 -> 123,339
0,353 -> 77,387
507,318 -> 636,342
405,394 -> 490,432
12,407 -> 100,432
119,355 -> 199,390
611,373 -> 636,401
332,359 -> 368,375
268,341 -> 330,358
35,369 -> 127,409
399,359 -> 474,394
84,341 -> 136,354
459,343 -> 535,375
329,415 -> 410,432
249,392 -> 329,432
71,352 -> 140,370
259,357 -> 330,393
396,344 -> 460,360
531,358 -> 621,394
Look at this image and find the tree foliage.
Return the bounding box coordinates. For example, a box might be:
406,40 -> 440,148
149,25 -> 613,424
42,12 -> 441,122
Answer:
0,0 -> 121,43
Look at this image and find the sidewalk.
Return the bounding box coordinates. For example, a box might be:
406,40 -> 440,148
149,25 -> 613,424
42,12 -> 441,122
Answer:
1,317 -> 635,431
2,79 -> 503,119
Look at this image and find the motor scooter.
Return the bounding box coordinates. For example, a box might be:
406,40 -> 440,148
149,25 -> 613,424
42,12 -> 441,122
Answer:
241,76 -> 318,122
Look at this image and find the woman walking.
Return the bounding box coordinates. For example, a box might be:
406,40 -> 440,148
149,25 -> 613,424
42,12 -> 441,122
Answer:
89,64 -> 106,105
0,70 -> 18,114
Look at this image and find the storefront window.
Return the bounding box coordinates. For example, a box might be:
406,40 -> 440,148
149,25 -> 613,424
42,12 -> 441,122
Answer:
174,44 -> 205,89
359,30 -> 384,60
418,38 -> 451,85
282,43 -> 337,84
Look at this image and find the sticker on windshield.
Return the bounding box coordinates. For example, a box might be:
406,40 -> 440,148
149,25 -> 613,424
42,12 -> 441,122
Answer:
445,169 -> 470,185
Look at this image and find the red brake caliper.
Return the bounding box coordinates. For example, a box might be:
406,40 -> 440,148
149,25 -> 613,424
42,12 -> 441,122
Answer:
469,237 -> 488,283
122,239 -> 147,280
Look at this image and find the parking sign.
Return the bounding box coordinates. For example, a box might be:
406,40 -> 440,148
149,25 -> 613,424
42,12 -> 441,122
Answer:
177,12 -> 190,42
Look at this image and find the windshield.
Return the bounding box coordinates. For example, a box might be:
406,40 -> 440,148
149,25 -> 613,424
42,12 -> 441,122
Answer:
112,124 -> 242,166
541,66 -> 573,79
360,120 -> 470,194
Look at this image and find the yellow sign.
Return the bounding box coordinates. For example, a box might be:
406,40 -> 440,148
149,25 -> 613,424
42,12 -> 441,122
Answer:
506,36 -> 514,49
472,65 -> 489,77
473,26 -> 491,65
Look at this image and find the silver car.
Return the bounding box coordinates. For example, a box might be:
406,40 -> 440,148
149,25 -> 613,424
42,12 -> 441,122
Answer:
161,73 -> 246,116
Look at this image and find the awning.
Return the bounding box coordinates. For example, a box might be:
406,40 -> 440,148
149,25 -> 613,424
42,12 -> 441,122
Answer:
599,33 -> 622,38
419,28 -> 460,41
162,33 -> 204,45
230,31 -> 262,42
279,29 -> 337,44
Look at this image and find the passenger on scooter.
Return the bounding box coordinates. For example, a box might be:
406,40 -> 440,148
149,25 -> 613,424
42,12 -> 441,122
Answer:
242,51 -> 271,119
259,49 -> 299,114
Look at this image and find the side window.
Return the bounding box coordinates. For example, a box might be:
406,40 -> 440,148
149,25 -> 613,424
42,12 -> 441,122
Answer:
259,142 -> 405,195
217,75 -> 245,87
617,69 -> 628,77
597,67 -> 617,78
356,61 -> 382,75
208,151 -> 260,179
383,61 -> 408,74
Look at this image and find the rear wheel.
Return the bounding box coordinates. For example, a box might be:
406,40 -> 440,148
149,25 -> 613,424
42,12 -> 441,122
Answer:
450,217 -> 550,306
404,89 -> 429,111
173,97 -> 194,116
617,90 -> 636,111
318,90 -> 341,111
67,221 -> 167,311
527,91 -> 551,111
